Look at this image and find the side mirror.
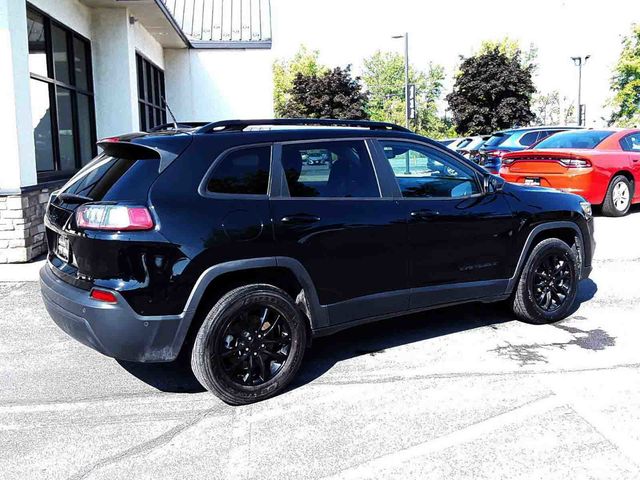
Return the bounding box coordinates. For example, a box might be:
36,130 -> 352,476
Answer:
483,174 -> 505,194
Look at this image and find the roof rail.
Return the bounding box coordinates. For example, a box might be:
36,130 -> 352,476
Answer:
148,121 -> 210,132
196,118 -> 412,134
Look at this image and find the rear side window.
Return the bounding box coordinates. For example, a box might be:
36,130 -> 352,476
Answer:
519,132 -> 540,146
534,130 -> 614,149
207,146 -> 271,195
620,133 -> 640,151
280,140 -> 379,198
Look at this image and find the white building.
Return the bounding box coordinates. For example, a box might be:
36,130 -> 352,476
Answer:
0,0 -> 274,263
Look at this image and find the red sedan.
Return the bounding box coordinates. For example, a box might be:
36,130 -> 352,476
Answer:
500,129 -> 640,216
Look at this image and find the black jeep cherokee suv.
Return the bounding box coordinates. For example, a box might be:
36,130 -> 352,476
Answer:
40,119 -> 594,405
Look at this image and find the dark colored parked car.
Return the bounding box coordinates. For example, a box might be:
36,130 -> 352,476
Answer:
40,119 -> 594,405
476,127 -> 582,173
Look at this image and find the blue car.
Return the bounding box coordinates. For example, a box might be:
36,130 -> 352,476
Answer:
475,126 -> 582,173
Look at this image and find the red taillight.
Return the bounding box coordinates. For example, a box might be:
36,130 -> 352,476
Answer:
90,289 -> 118,303
99,136 -> 121,143
486,149 -> 507,158
558,158 -> 592,168
501,157 -> 516,166
76,205 -> 154,231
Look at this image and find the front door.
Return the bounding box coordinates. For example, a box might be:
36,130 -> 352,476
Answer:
377,140 -> 518,309
270,139 -> 408,326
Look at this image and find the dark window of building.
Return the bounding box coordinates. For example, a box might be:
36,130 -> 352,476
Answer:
26,5 -> 96,181
207,146 -> 271,195
281,141 -> 380,198
136,53 -> 166,131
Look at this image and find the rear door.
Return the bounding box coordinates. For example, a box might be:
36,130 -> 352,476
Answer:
270,138 -> 408,326
620,132 -> 640,202
375,140 -> 518,310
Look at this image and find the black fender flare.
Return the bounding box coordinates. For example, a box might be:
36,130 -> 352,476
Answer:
506,220 -> 586,294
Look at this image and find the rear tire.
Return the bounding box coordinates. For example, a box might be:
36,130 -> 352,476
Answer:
512,238 -> 579,324
602,175 -> 632,217
191,284 -> 307,405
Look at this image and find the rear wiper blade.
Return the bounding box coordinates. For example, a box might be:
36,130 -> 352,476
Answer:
58,193 -> 93,204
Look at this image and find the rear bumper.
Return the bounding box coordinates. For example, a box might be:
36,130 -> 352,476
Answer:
500,169 -> 599,204
39,264 -> 187,362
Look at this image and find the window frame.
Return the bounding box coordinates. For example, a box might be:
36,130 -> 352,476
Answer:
374,139 -> 485,201
198,143 -> 274,199
273,138 -> 383,200
27,3 -> 97,183
136,52 -> 167,131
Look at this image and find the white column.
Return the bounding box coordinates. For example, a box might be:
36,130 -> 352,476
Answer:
0,0 -> 38,192
91,7 -> 139,139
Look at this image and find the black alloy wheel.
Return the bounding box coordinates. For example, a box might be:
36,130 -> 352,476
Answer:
530,253 -> 573,312
191,284 -> 307,405
217,305 -> 291,386
511,238 -> 579,324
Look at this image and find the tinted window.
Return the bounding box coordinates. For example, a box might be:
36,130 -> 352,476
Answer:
483,133 -> 509,148
620,133 -> 640,151
519,132 -> 540,146
381,141 -> 480,198
26,7 -> 96,177
281,141 -> 379,198
207,146 -> 271,195
534,130 -> 614,149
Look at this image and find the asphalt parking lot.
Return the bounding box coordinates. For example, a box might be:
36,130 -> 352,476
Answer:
2,208 -> 640,480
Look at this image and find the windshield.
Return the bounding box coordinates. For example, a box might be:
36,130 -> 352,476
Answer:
534,130 -> 614,149
483,133 -> 509,148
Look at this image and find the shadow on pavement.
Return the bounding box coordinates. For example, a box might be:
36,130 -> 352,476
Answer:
116,278 -> 597,394
117,353 -> 206,393
292,277 -> 598,391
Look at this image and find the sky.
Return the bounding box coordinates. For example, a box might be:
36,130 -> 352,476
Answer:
270,0 -> 639,126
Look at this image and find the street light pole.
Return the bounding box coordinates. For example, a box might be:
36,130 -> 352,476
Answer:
392,33 -> 410,173
403,33 -> 410,130
571,55 -> 590,125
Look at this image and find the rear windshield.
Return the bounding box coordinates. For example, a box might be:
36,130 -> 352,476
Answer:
483,133 -> 509,147
534,130 -> 614,149
54,155 -> 160,209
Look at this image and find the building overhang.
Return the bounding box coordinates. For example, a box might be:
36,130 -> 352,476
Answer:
78,0 -> 189,48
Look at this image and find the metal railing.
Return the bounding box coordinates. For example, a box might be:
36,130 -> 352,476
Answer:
160,0 -> 272,48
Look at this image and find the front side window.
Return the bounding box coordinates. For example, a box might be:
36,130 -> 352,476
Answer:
620,133 -> 640,151
280,141 -> 379,198
136,53 -> 166,131
381,141 -> 480,199
207,146 -> 271,195
27,7 -> 96,180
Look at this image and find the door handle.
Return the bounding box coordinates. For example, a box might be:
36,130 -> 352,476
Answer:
410,209 -> 440,220
281,214 -> 321,225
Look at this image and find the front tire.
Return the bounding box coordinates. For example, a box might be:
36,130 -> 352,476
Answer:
191,284 -> 307,405
602,175 -> 632,217
512,238 -> 579,324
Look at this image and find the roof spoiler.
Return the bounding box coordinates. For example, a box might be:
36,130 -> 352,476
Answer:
96,139 -> 161,160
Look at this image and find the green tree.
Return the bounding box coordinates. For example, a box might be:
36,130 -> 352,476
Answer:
280,66 -> 369,120
446,47 -> 536,135
361,51 -> 452,138
479,37 -> 538,70
533,90 -> 575,125
609,24 -> 640,127
273,46 -> 326,117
